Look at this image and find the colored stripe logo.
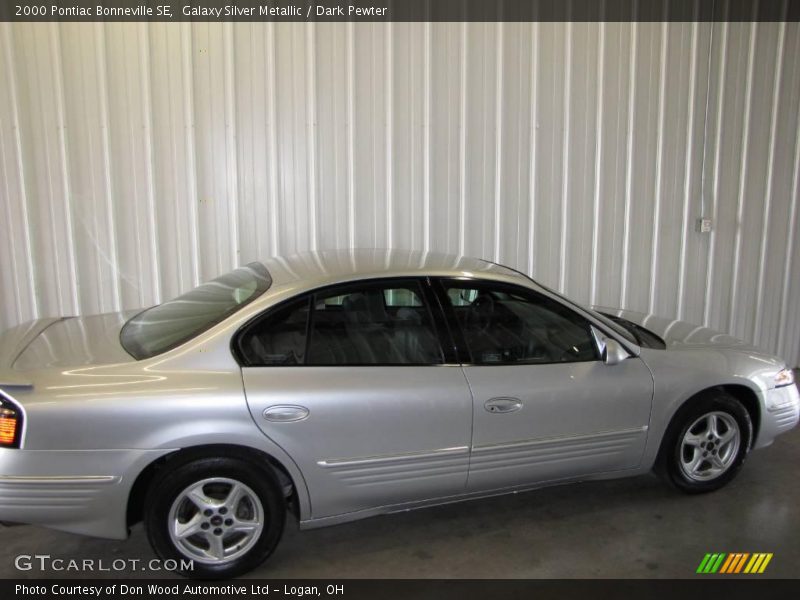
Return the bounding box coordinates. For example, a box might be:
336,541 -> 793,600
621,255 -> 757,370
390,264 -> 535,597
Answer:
696,553 -> 773,574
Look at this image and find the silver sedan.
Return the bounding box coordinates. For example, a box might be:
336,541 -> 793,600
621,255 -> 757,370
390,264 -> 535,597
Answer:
0,249 -> 797,578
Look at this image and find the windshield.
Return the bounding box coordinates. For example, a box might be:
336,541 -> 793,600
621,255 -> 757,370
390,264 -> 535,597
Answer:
121,263 -> 271,360
581,306 -> 639,345
597,313 -> 667,349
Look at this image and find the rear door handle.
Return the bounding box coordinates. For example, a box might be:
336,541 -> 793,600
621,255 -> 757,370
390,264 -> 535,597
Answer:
263,405 -> 310,422
484,397 -> 523,414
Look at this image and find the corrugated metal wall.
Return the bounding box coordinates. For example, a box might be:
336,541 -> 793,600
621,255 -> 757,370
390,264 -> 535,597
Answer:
0,20 -> 798,366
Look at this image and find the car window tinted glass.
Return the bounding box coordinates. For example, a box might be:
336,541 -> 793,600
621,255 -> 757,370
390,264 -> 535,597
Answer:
308,282 -> 443,365
448,288 -> 479,306
599,313 -> 666,349
240,281 -> 444,366
443,282 -> 599,365
384,288 -> 423,307
238,297 -> 311,365
582,306 -> 638,345
121,263 -> 271,360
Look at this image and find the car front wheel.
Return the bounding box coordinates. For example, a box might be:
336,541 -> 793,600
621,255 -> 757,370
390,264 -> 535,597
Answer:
144,456 -> 285,579
658,392 -> 752,494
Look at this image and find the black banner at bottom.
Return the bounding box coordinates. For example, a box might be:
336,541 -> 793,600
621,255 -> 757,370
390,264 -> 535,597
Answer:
3,579 -> 800,600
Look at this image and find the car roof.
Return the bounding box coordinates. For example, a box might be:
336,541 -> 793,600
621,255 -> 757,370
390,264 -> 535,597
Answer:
258,248 -> 532,290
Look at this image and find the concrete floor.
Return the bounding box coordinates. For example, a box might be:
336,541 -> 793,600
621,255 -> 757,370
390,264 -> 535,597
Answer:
2,378 -> 799,579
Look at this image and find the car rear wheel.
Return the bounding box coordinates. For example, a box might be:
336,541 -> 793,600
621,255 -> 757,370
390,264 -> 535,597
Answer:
144,456 -> 285,579
657,392 -> 752,494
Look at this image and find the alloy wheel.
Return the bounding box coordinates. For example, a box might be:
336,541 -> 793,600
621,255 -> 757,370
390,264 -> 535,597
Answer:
679,411 -> 741,482
168,477 -> 265,565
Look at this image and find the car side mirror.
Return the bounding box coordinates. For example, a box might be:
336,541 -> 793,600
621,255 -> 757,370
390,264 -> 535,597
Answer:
603,339 -> 629,366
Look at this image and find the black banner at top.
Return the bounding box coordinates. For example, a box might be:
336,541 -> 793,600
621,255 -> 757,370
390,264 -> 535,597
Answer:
2,0 -> 799,23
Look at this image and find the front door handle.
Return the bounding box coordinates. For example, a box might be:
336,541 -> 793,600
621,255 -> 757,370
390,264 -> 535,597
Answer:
484,397 -> 523,414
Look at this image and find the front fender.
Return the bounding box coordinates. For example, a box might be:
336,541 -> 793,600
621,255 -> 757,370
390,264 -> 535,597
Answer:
637,347 -> 766,469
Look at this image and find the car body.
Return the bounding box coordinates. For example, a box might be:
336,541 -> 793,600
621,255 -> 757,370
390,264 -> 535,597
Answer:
0,248 -> 797,578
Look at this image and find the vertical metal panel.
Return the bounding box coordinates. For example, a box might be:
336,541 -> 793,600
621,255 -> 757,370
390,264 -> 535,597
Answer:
766,21 -> 800,365
0,23 -> 37,324
0,21 -> 799,367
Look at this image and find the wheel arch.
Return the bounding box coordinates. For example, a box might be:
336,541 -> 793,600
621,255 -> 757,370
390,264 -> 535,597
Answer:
126,444 -> 302,529
717,384 -> 761,444
657,383 -> 761,461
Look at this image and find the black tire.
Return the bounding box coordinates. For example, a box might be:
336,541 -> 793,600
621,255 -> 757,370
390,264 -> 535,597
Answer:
656,391 -> 752,494
144,456 -> 285,579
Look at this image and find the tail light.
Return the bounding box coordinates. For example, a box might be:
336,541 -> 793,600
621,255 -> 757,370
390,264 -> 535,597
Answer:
0,398 -> 22,448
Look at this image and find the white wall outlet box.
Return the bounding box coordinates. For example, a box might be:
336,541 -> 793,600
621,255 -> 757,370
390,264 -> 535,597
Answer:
696,218 -> 713,233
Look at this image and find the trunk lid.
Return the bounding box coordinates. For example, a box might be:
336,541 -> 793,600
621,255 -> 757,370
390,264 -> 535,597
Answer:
1,311 -> 139,376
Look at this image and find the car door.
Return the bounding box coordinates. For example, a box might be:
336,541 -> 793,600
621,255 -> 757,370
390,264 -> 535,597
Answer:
435,278 -> 654,492
236,278 -> 472,519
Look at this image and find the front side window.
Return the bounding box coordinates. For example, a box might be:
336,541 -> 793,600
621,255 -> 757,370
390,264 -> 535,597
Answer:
122,263 -> 271,360
238,280 -> 444,366
442,281 -> 599,365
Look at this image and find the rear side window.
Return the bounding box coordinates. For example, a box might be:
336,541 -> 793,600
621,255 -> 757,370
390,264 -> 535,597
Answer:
237,297 -> 311,365
237,280 -> 444,366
